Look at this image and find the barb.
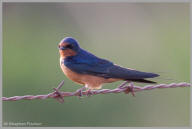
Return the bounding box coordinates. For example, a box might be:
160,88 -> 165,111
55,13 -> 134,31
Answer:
2,81 -> 191,102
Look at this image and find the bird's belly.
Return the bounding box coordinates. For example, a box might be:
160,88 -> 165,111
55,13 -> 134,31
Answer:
60,64 -> 84,85
60,64 -> 120,89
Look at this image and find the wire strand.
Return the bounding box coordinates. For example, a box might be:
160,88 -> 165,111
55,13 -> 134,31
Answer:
2,81 -> 191,102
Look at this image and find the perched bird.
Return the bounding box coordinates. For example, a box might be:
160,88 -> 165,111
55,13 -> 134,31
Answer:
58,37 -> 159,91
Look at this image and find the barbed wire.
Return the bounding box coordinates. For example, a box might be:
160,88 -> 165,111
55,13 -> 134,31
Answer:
2,81 -> 191,103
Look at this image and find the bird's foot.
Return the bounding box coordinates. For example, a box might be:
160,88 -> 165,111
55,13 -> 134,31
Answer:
74,86 -> 86,99
85,89 -> 94,97
124,82 -> 135,96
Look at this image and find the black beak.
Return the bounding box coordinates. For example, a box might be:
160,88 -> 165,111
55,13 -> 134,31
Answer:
59,46 -> 67,50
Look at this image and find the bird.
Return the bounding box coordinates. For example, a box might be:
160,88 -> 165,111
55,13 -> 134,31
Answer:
58,37 -> 159,92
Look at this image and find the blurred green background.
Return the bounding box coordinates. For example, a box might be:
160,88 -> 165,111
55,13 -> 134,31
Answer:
3,3 -> 190,127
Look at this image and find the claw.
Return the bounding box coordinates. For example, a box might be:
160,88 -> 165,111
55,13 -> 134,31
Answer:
124,82 -> 135,96
86,89 -> 94,97
74,86 -> 86,99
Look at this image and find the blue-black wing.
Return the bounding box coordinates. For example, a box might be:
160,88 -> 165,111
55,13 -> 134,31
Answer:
64,56 -> 114,78
63,50 -> 159,80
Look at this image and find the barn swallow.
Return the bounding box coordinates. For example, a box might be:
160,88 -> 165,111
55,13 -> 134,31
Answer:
58,37 -> 159,91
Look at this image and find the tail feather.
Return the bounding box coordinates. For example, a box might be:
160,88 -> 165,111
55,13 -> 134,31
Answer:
126,79 -> 157,84
108,65 -> 159,79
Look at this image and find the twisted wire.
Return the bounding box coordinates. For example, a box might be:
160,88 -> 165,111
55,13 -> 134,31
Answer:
2,81 -> 191,102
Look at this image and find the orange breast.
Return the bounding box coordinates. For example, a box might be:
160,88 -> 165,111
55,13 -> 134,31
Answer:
60,58 -> 121,89
60,59 -> 84,85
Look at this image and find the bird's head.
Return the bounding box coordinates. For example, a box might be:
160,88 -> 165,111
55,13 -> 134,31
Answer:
58,37 -> 80,58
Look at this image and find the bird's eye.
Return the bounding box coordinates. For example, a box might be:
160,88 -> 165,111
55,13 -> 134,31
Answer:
66,44 -> 73,49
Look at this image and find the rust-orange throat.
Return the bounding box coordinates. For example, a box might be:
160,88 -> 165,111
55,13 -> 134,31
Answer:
58,42 -> 77,58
